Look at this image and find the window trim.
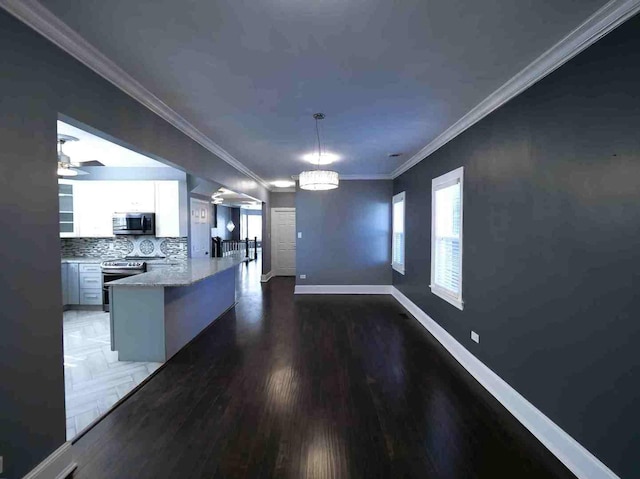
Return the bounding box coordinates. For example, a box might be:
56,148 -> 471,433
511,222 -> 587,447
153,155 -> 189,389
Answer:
392,191 -> 406,275
430,167 -> 464,310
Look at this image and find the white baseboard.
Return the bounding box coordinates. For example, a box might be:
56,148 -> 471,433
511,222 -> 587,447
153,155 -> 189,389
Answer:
294,285 -> 393,295
390,287 -> 619,479
22,441 -> 76,479
260,271 -> 273,283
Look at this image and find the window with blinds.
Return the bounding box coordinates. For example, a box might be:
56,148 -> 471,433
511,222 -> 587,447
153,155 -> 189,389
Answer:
430,167 -> 464,310
392,192 -> 406,274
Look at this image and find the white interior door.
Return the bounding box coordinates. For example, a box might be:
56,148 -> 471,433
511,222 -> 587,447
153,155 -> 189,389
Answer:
190,198 -> 210,258
272,208 -> 296,276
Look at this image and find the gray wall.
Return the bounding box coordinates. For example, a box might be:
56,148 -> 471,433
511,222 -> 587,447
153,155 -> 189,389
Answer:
211,205 -> 236,240
296,180 -> 392,285
0,10 -> 266,478
269,191 -> 296,208
393,15 -> 640,479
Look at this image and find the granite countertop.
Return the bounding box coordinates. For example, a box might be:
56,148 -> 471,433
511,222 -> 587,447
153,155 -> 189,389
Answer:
61,257 -> 114,264
61,257 -> 186,265
107,257 -> 247,287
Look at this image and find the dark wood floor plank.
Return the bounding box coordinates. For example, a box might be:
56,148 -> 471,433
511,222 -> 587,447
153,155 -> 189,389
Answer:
71,260 -> 576,479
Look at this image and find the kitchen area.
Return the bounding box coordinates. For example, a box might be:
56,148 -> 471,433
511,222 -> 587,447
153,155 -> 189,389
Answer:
58,120 -> 258,440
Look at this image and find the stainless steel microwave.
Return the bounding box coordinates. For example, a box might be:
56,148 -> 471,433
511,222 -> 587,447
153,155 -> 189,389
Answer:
113,212 -> 156,236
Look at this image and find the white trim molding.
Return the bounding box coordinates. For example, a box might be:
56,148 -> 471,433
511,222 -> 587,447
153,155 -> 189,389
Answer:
338,174 -> 393,180
0,0 -> 271,192
260,270 -> 274,283
294,285 -> 393,295
391,0 -> 640,178
291,174 -> 392,181
22,441 -> 76,479
390,287 -> 620,479
430,166 -> 464,310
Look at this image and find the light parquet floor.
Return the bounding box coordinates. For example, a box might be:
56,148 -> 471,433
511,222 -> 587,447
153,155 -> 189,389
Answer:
63,310 -> 162,440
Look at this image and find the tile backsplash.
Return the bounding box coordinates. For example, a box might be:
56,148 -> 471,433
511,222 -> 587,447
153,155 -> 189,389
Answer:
61,237 -> 188,259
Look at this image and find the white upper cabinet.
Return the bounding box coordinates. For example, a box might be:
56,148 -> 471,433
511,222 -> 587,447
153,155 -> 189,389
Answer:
74,181 -> 116,237
111,181 -> 156,213
64,180 -> 186,238
155,181 -> 187,237
58,179 -> 76,238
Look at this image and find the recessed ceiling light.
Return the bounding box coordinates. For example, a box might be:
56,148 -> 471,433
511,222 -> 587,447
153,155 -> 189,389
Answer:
272,180 -> 295,188
302,152 -> 339,165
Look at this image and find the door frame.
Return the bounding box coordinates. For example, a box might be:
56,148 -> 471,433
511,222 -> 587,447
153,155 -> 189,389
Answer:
271,207 -> 296,277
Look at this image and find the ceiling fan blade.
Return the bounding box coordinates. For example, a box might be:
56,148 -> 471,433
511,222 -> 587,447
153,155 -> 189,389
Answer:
75,160 -> 104,167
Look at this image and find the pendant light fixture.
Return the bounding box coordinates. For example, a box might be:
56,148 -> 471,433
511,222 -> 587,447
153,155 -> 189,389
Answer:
299,113 -> 339,191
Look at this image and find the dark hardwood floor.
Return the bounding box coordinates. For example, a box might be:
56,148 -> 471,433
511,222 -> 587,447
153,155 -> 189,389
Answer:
72,258 -> 575,478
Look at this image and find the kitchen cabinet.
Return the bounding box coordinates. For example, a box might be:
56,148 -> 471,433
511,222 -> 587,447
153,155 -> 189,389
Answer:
59,180 -> 76,238
62,261 -> 100,306
80,289 -> 102,305
111,181 -> 156,212
74,182 -> 115,237
65,180 -> 186,238
61,263 -> 69,305
68,263 -> 80,304
155,181 -> 187,237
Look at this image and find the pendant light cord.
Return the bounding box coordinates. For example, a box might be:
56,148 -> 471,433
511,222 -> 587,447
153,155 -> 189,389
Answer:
315,117 -> 322,170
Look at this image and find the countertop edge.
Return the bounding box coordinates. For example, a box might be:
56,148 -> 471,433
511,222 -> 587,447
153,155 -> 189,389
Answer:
108,257 -> 248,288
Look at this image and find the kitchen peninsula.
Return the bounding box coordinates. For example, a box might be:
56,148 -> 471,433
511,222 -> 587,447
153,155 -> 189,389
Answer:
109,256 -> 246,362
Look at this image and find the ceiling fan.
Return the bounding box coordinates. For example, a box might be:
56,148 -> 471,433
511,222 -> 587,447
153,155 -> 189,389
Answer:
57,134 -> 104,177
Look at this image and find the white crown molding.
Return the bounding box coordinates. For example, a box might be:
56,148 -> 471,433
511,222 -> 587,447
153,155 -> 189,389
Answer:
0,0 -> 272,192
291,174 -> 391,181
391,0 -> 640,179
4,0 -> 638,186
270,187 -> 296,193
339,174 -> 393,180
294,285 -> 393,294
22,441 -> 76,479
390,287 -> 619,479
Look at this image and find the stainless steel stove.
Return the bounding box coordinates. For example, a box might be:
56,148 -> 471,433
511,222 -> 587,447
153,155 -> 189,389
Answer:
101,259 -> 148,311
101,260 -> 147,273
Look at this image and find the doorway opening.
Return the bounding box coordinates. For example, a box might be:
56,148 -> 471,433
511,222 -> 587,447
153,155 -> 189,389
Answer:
57,117 -> 185,440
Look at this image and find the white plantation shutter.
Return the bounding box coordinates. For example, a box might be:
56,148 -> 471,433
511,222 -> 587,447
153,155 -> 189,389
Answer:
392,192 -> 405,274
431,168 -> 464,309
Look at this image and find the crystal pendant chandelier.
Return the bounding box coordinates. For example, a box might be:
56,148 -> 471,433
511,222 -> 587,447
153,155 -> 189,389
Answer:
299,113 -> 339,191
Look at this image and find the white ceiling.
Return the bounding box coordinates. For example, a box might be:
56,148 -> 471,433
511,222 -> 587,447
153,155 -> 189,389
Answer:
58,120 -> 169,167
43,0 -> 608,183
214,188 -> 262,209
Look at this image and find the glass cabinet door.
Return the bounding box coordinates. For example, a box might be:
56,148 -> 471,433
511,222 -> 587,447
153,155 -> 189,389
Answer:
59,181 -> 75,236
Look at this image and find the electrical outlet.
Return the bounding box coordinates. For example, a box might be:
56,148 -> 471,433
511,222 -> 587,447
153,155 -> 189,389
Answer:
297,232 -> 302,238
300,274 -> 306,279
471,331 -> 480,343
